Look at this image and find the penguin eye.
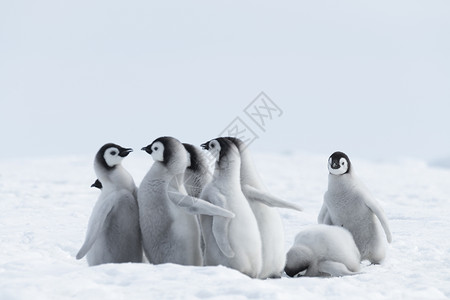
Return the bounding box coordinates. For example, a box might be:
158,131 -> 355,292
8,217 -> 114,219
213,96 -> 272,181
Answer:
211,143 -> 215,148
110,151 -> 117,156
154,147 -> 158,151
341,161 -> 345,166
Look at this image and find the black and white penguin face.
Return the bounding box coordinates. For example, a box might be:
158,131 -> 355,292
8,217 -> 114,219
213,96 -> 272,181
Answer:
145,141 -> 165,162
104,147 -> 124,167
142,137 -> 186,170
328,151 -> 351,175
96,143 -> 133,169
201,139 -> 221,161
201,137 -> 240,165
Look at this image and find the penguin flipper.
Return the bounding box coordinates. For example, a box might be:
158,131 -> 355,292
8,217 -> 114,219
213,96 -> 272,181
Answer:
318,203 -> 332,225
317,261 -> 360,277
359,192 -> 392,243
167,191 -> 235,218
242,184 -> 303,211
209,193 -> 235,257
212,216 -> 235,257
76,197 -> 115,260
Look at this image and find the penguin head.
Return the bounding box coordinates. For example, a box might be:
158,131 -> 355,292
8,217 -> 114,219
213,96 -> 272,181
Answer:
183,143 -> 204,172
142,136 -> 188,172
201,137 -> 240,168
223,137 -> 245,152
142,140 -> 165,162
96,143 -> 133,170
328,151 -> 351,175
201,139 -> 221,161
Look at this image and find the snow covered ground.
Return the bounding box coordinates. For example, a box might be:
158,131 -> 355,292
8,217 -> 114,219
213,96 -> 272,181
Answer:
1,152 -> 449,299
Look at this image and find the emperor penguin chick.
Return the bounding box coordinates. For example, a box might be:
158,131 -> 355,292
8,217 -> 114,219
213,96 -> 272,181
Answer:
76,143 -> 143,266
225,137 -> 302,279
138,136 -> 234,266
183,143 -> 212,198
318,151 -> 392,264
183,143 -> 213,254
200,138 -> 262,278
285,224 -> 361,277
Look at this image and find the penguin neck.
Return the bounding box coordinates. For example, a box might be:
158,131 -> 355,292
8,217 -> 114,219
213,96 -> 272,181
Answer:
148,161 -> 186,184
148,161 -> 171,179
190,158 -> 209,174
170,172 -> 186,191
238,150 -> 264,188
95,163 -> 135,192
213,156 -> 240,185
167,155 -> 189,177
328,172 -> 356,191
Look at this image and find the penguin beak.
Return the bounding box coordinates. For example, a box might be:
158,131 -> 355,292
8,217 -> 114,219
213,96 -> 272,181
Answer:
119,148 -> 133,157
201,142 -> 210,150
331,161 -> 340,169
91,179 -> 103,189
142,145 -> 152,154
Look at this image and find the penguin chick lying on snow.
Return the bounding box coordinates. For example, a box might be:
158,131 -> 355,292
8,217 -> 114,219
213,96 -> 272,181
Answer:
285,224 -> 361,277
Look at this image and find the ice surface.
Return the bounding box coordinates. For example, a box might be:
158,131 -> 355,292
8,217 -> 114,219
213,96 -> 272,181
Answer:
1,153 -> 449,299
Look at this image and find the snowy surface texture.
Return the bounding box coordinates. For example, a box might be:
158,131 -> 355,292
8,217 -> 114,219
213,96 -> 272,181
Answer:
1,153 -> 449,300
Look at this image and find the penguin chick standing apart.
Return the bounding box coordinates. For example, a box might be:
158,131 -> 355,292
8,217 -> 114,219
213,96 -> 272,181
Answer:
318,151 -> 392,264
285,224 -> 361,277
138,136 -> 234,266
225,137 -> 302,279
77,143 -> 143,266
200,138 -> 262,278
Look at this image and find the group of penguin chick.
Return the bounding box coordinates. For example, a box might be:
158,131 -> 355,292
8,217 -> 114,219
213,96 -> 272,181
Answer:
76,136 -> 392,279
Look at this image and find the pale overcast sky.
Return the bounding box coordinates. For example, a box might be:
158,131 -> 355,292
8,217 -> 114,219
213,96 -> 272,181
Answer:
1,1 -> 449,162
